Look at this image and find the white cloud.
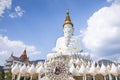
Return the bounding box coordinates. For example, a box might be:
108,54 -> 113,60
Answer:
107,0 -> 113,2
15,6 -> 24,17
0,35 -> 41,65
82,1 -> 120,59
106,0 -> 120,3
0,0 -> 12,16
114,0 -> 120,4
9,12 -> 16,18
9,6 -> 25,18
0,0 -> 24,18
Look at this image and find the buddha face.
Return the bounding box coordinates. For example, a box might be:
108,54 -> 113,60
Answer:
63,24 -> 74,38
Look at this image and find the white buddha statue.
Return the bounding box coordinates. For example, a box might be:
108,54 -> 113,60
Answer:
56,11 -> 82,55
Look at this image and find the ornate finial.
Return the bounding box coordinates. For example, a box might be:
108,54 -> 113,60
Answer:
63,10 -> 73,27
11,52 -> 14,56
19,48 -> 27,60
66,9 -> 69,15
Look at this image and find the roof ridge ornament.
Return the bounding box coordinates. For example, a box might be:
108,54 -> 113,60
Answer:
19,48 -> 28,60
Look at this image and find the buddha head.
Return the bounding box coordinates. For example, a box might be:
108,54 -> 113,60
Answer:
63,24 -> 74,38
63,10 -> 74,38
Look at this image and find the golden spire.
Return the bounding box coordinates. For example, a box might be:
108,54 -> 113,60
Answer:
63,10 -> 73,27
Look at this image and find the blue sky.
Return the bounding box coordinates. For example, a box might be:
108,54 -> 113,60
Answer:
0,0 -> 120,65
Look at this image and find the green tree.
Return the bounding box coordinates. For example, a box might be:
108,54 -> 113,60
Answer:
5,71 -> 12,80
0,71 -> 3,80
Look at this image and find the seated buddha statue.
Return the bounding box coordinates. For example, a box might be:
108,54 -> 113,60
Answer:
56,11 -> 82,55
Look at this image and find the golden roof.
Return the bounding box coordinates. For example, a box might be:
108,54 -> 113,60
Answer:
63,10 -> 73,27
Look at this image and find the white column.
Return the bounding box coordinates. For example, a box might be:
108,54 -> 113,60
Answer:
93,76 -> 95,80
38,74 -> 41,80
109,74 -> 112,80
17,74 -> 21,80
83,76 -> 84,80
24,76 -> 26,80
30,76 -> 32,80
14,75 -> 16,80
115,76 -> 118,80
84,75 -> 86,80
11,74 -> 14,80
104,76 -> 106,80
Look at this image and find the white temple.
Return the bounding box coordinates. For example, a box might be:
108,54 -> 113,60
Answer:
11,11 -> 120,80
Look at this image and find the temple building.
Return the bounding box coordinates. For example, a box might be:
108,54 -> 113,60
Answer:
10,11 -> 120,80
3,49 -> 30,73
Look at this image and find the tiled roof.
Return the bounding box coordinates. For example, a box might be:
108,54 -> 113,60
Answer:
6,55 -> 19,61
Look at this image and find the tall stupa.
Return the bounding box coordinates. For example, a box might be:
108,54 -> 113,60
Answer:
55,10 -> 82,55
41,10 -> 86,80
47,10 -> 83,60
